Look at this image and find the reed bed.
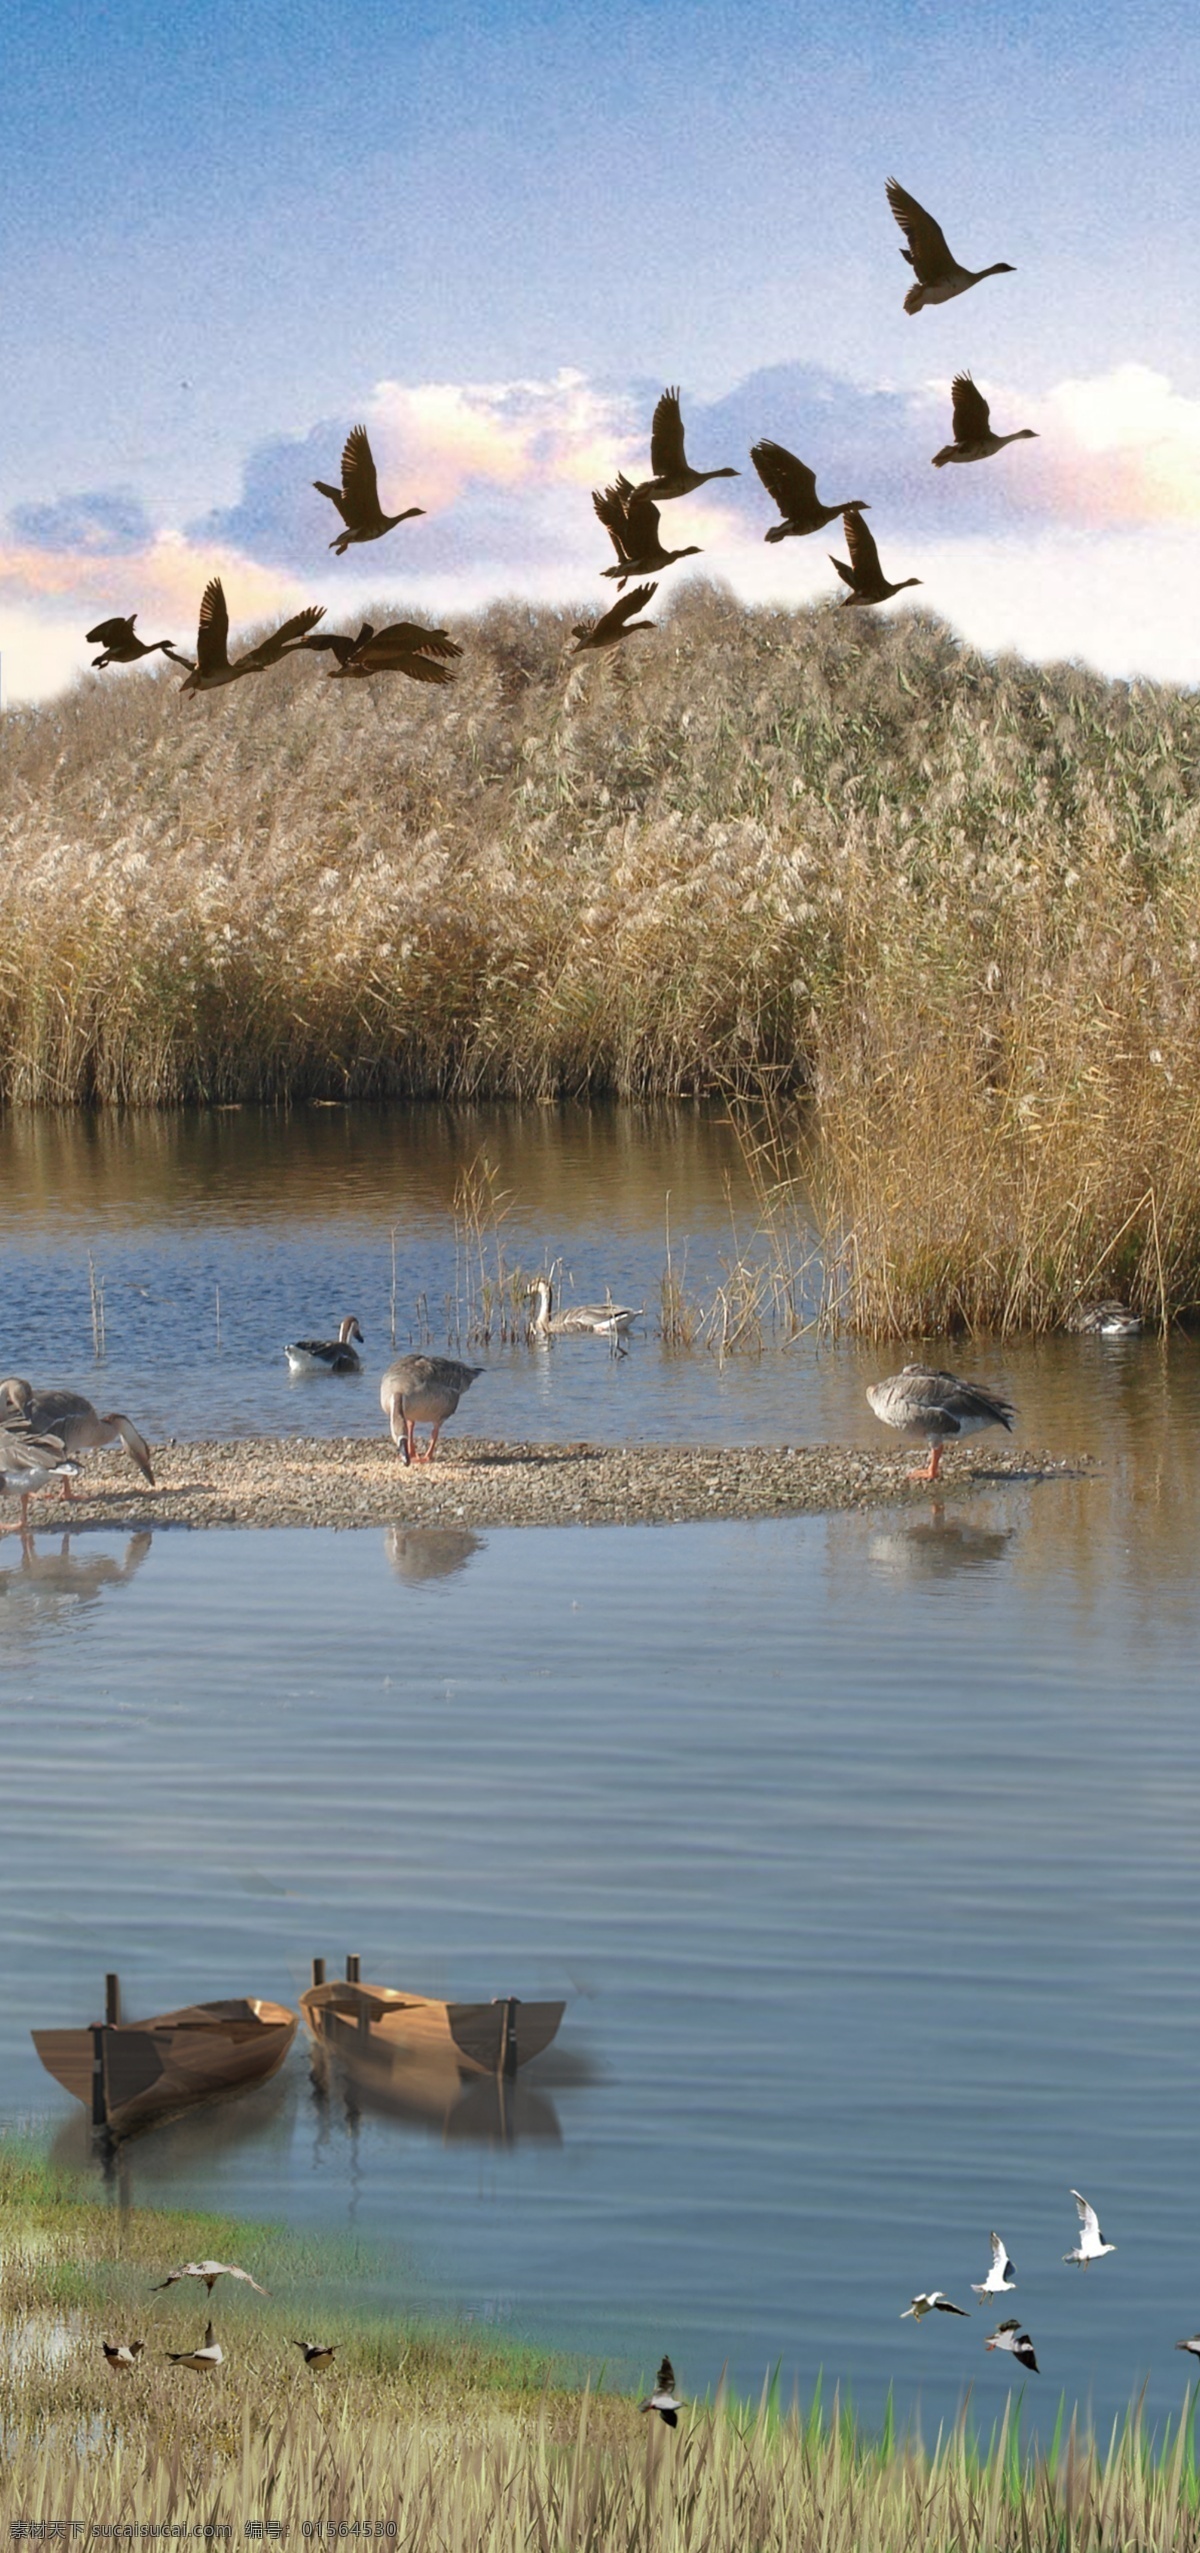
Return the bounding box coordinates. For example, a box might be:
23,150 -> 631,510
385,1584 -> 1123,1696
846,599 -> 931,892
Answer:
6,592 -> 1200,1329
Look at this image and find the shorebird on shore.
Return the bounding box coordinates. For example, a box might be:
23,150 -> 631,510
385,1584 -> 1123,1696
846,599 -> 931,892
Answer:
750,441 -> 870,540
285,1317 -> 364,1375
932,374 -> 1037,468
166,2322 -> 223,2371
178,578 -> 325,694
901,2293 -> 970,2322
1063,2190 -> 1116,2269
0,1426 -> 81,1532
570,584 -> 658,655
640,2356 -> 683,2426
86,614 -> 194,671
293,2340 -> 337,2368
830,512 -> 921,607
631,388 -> 739,504
153,2259 -> 268,2296
972,2232 -> 1016,2300
885,178 -> 1015,314
313,424 -> 425,554
0,1381 -> 155,1493
525,1276 -> 641,1347
866,1365 -> 1016,1481
102,2338 -> 145,2371
380,1354 -> 483,1466
986,2319 -> 1039,2372
593,475 -> 702,586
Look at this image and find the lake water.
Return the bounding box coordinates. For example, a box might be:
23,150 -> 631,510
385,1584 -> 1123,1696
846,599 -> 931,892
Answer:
2,1105 -> 1200,2437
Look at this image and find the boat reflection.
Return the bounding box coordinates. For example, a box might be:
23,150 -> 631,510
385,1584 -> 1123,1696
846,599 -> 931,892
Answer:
384,1525 -> 484,1583
308,2038 -> 562,2146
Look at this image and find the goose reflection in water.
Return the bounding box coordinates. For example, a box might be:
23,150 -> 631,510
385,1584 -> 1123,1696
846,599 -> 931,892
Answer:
0,1530 -> 153,1625
384,1525 -> 484,1584
308,2037 -> 562,2148
867,1504 -> 1016,1582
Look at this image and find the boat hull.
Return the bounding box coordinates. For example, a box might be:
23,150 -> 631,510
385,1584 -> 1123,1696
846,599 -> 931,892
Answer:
32,1998 -> 298,2140
301,1980 -> 565,2110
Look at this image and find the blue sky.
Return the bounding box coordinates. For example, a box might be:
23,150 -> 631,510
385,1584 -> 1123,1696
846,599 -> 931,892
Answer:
4,0 -> 1200,696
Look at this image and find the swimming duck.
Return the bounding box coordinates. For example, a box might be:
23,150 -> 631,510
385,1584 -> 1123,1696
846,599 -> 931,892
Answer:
380,1354 -> 483,1466
178,579 -> 325,693
1065,1300 -> 1143,1336
750,441 -> 870,540
284,1317 -> 364,1375
932,374 -> 1037,467
313,425 -> 425,554
640,2356 -> 683,2426
631,389 -> 739,505
86,615 -> 194,671
830,512 -> 921,607
166,2322 -> 224,2371
886,179 -> 1015,314
0,1381 -> 155,1493
0,1426 -> 81,1531
593,475 -> 702,586
570,584 -> 658,655
866,1365 -> 1016,1481
525,1277 -> 641,1344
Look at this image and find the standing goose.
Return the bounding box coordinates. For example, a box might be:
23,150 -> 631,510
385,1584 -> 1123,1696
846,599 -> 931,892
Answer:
932,375 -> 1037,467
630,388 -> 739,504
886,179 -> 1015,314
830,512 -> 921,607
179,578 -> 325,693
86,615 -> 195,671
525,1277 -> 641,1344
380,1354 -> 483,1467
750,441 -> 870,540
570,583 -> 658,655
305,621 -> 462,684
593,475 -> 702,586
166,2322 -> 223,2372
0,1381 -> 154,1493
313,425 -> 425,554
866,1365 -> 1016,1481
284,1317 -> 364,1375
0,1427 -> 81,1532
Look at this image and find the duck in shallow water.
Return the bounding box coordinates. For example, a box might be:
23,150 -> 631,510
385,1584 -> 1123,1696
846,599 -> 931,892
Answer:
284,1316 -> 364,1374
525,1276 -> 641,1346
866,1364 -> 1016,1481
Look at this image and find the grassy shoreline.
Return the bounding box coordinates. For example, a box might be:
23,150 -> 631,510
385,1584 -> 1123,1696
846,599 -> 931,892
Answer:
6,2142 -> 1200,2546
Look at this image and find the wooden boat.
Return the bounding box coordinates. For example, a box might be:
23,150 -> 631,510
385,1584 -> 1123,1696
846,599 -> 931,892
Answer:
301,1960 -> 565,2107
32,1975 -> 298,2140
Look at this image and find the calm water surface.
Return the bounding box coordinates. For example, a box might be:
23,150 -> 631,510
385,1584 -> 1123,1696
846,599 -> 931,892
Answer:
2,1107 -> 1200,2435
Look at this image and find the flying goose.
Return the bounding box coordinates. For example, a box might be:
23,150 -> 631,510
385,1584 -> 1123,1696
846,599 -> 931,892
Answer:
986,2319 -> 1039,2372
102,2339 -> 146,2371
178,578 -> 325,693
293,2340 -> 337,2368
866,1365 -> 1016,1481
1063,2189 -> 1116,2268
314,425 -> 426,554
750,441 -> 870,540
380,1354 -> 483,1467
153,2259 -> 268,2296
630,388 -> 740,504
525,1276 -> 641,1343
901,2293 -> 970,2321
640,2356 -> 683,2426
285,1317 -> 364,1375
0,1427 -> 81,1532
306,620 -> 462,683
886,179 -> 1015,314
972,2232 -> 1016,2299
830,512 -> 921,607
0,1381 -> 155,1492
593,475 -> 702,586
932,375 -> 1037,467
570,583 -> 658,655
166,2322 -> 223,2371
86,615 -> 195,671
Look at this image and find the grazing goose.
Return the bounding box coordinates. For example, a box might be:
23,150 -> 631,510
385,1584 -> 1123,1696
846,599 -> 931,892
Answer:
525,1276 -> 641,1344
972,2232 -> 1016,2300
1066,1299 -> 1143,1336
750,441 -> 870,540
830,512 -> 921,607
640,2356 -> 683,2426
285,1317 -> 364,1375
593,475 -> 702,586
570,583 -> 658,655
293,2340 -> 337,2368
313,424 -> 425,554
153,2259 -> 268,2296
1063,2189 -> 1116,2269
866,1365 -> 1016,1481
86,615 -> 194,671
103,2339 -> 146,2371
0,1381 -> 155,1493
166,2322 -> 223,2371
306,620 -> 462,684
886,179 -> 1015,314
932,374 -> 1037,468
902,2292 -> 970,2321
0,1427 -> 81,1532
380,1354 -> 483,1467
630,388 -> 739,504
986,2319 -> 1039,2372
178,578 -> 325,693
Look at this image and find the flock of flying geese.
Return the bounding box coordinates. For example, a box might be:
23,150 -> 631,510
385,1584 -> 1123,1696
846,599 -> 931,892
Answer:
82,180 -> 1033,688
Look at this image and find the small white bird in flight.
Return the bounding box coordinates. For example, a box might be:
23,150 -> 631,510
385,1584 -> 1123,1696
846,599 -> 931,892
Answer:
640,2355 -> 683,2426
1063,2190 -> 1116,2268
1176,2336 -> 1200,2362
986,2318 -> 1039,2373
293,2340 -> 337,2369
901,2292 -> 970,2321
153,2259 -> 268,2296
166,2321 -> 224,2371
102,2338 -> 145,2372
972,2232 -> 1016,2299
